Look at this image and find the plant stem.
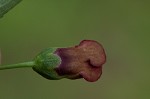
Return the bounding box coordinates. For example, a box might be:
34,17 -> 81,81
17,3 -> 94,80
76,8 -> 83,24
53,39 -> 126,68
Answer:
0,61 -> 35,70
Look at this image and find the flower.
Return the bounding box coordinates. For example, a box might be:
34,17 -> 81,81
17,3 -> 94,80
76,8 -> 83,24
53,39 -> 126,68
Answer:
33,40 -> 106,82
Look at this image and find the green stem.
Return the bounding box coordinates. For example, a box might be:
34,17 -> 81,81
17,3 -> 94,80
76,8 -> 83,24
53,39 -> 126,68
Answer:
0,61 -> 35,70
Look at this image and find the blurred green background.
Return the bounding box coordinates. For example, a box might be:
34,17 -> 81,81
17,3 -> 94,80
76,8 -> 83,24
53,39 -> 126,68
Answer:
0,0 -> 150,99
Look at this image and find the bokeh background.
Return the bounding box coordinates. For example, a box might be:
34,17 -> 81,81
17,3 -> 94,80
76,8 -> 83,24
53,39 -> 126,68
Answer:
0,0 -> 150,99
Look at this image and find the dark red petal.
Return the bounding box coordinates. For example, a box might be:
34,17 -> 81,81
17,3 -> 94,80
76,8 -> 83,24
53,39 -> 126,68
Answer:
80,66 -> 102,82
78,40 -> 106,67
55,40 -> 106,82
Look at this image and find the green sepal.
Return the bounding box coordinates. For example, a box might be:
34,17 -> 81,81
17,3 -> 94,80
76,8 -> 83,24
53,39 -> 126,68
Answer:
33,48 -> 63,80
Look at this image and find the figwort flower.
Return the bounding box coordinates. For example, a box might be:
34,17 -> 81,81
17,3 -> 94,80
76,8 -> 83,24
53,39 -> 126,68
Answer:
0,40 -> 106,82
33,40 -> 106,82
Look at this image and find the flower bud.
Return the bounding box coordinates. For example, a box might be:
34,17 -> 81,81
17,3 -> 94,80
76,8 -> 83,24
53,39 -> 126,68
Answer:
33,40 -> 106,82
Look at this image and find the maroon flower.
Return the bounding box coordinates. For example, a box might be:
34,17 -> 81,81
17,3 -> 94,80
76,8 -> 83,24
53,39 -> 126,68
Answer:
33,40 -> 106,82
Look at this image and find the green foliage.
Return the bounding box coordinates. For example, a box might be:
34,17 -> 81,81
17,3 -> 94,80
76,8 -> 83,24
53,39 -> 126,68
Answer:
0,0 -> 22,18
